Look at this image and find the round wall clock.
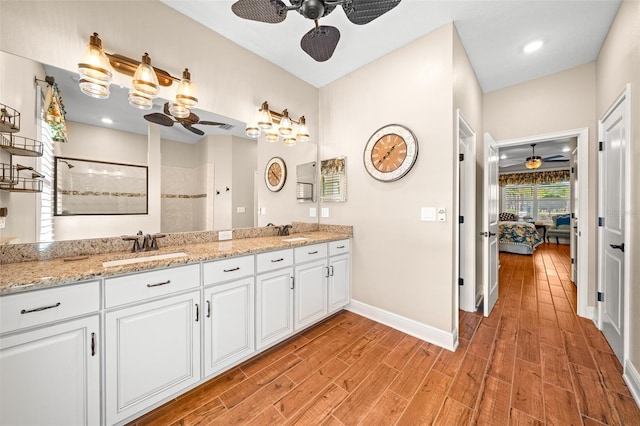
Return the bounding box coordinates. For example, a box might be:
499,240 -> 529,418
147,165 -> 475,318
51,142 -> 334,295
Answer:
363,124 -> 418,182
265,157 -> 287,192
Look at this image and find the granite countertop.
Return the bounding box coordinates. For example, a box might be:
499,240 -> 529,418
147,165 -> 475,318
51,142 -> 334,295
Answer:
0,231 -> 351,296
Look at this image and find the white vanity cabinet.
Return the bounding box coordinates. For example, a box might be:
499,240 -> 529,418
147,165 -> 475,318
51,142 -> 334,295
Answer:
328,239 -> 351,313
255,249 -> 294,350
0,281 -> 100,426
293,243 -> 329,330
104,265 -> 201,425
203,255 -> 255,377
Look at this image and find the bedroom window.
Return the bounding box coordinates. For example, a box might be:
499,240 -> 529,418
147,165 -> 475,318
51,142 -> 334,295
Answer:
502,181 -> 570,223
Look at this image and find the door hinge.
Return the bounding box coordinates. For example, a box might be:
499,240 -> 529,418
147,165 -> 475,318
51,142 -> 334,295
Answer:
571,212 -> 575,219
459,278 -> 464,286
459,153 -> 464,161
459,216 -> 464,224
571,166 -> 575,174
598,292 -> 604,302
571,258 -> 574,264
598,217 -> 605,227
599,141 -> 604,151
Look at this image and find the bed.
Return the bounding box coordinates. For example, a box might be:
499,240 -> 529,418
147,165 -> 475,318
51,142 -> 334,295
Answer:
498,221 -> 544,255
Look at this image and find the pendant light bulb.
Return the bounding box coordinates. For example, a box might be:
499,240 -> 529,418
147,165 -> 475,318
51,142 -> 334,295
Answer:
265,128 -> 279,143
175,68 -> 197,109
258,101 -> 273,130
246,123 -> 260,139
284,135 -> 297,146
278,109 -> 292,136
169,102 -> 190,119
77,33 -> 113,99
128,88 -> 153,110
296,116 -> 310,142
132,53 -> 159,98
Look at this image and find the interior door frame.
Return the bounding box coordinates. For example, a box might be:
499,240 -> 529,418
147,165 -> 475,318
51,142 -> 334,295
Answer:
597,85 -> 631,364
455,110 -> 477,315
495,128 -> 590,318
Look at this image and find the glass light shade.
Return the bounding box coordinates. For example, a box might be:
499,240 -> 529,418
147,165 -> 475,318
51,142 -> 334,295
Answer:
128,88 -> 153,110
296,116 -> 310,142
78,33 -> 113,98
283,135 -> 297,146
246,124 -> 260,139
525,157 -> 542,169
258,107 -> 273,130
132,53 -> 159,97
265,129 -> 279,143
175,68 -> 197,108
278,110 -> 292,136
169,102 -> 190,119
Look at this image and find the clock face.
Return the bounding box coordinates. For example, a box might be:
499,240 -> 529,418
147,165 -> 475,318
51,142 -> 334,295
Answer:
265,157 -> 286,192
364,124 -> 418,182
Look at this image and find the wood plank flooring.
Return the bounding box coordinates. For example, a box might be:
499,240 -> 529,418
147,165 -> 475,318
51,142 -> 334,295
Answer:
129,243 -> 640,425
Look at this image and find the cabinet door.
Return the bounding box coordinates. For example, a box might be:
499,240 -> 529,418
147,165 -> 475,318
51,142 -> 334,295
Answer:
256,268 -> 294,350
105,291 -> 201,424
294,259 -> 328,330
329,254 -> 350,312
204,278 -> 255,377
0,316 -> 100,426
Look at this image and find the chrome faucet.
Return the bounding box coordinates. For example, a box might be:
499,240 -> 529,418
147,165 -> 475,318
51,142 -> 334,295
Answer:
276,224 -> 292,236
122,231 -> 166,252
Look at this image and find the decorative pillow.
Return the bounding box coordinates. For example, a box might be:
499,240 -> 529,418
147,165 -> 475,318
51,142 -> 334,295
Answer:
499,212 -> 516,221
556,214 -> 571,226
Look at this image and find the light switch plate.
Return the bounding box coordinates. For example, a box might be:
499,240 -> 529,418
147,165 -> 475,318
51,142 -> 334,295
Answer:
236,206 -> 245,214
421,207 -> 436,221
321,207 -> 329,218
218,230 -> 232,241
309,207 -> 317,217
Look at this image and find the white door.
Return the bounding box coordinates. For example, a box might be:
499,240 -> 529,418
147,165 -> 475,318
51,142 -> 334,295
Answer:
0,316 -> 100,426
458,113 -> 476,312
204,278 -> 255,377
482,133 -> 500,316
571,148 -> 579,282
598,92 -> 628,363
294,259 -> 328,330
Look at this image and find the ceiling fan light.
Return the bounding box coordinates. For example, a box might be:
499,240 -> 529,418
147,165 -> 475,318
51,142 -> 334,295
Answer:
296,116 -> 310,142
258,103 -> 273,130
525,156 -> 542,169
175,68 -> 198,108
246,123 -> 260,139
132,53 -> 159,97
278,109 -> 292,136
169,102 -> 190,119
78,33 -> 113,97
128,88 -> 153,110
265,129 -> 279,143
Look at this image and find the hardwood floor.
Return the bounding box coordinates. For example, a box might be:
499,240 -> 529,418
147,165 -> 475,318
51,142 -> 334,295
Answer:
130,243 -> 640,425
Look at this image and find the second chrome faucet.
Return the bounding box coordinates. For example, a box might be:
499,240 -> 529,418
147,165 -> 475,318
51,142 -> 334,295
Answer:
122,230 -> 166,252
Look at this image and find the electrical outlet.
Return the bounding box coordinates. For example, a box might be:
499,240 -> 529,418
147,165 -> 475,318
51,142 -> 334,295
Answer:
237,206 -> 245,213
309,207 -> 317,218
218,230 -> 232,241
321,207 -> 329,218
437,207 -> 446,222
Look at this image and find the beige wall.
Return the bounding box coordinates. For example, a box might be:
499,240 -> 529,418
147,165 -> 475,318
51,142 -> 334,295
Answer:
483,62 -> 598,309
596,0 -> 640,372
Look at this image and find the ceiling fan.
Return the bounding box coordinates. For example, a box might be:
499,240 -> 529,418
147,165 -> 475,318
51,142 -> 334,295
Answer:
512,143 -> 570,169
143,102 -> 227,136
231,0 -> 402,62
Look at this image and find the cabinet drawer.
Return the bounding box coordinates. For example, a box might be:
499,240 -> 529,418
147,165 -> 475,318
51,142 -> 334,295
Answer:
203,255 -> 254,285
0,281 -> 100,334
256,249 -> 293,273
105,264 -> 200,308
329,239 -> 350,256
294,243 -> 327,264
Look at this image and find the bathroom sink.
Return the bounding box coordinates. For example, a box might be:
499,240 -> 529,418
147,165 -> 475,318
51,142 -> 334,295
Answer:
281,237 -> 311,242
103,252 -> 188,268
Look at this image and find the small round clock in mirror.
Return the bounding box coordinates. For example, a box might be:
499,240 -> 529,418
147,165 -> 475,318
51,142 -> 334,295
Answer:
265,157 -> 287,192
363,124 -> 418,182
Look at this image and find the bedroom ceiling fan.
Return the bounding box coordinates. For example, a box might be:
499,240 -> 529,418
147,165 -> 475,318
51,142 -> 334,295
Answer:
524,143 -> 570,169
231,0 -> 402,62
143,102 -> 228,136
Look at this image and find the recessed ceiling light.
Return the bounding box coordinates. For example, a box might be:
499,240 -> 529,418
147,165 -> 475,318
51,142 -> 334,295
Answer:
500,154 -> 507,159
562,147 -> 571,152
101,117 -> 113,124
523,40 -> 544,54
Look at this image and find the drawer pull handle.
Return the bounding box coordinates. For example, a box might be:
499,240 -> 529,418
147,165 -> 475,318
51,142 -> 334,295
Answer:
20,302 -> 61,314
271,258 -> 284,263
330,265 -> 334,276
308,250 -> 319,255
223,267 -> 240,272
146,280 -> 171,288
337,245 -> 345,249
91,332 -> 96,357
195,303 -> 199,322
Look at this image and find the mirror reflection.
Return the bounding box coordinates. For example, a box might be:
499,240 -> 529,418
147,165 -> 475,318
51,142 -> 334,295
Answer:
320,157 -> 347,202
296,161 -> 316,203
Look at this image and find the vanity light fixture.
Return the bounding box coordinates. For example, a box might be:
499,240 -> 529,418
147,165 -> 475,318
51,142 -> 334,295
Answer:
246,101 -> 310,146
78,33 -> 198,115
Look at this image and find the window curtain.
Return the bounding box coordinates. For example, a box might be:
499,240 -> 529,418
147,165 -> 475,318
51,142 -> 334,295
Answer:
499,170 -> 570,186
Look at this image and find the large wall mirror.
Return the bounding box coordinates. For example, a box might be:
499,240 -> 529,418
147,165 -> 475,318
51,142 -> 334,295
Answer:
0,50 -> 318,244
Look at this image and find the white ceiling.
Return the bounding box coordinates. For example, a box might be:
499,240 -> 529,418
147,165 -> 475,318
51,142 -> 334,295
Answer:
161,0 -> 621,92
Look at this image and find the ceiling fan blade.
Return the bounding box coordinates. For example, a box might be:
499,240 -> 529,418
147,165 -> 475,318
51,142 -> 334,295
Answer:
198,121 -> 226,126
301,25 -> 340,62
144,113 -> 175,127
163,102 -> 171,116
231,0 -> 288,23
545,159 -> 570,162
342,0 -> 402,25
182,123 -> 205,136
543,154 -> 565,161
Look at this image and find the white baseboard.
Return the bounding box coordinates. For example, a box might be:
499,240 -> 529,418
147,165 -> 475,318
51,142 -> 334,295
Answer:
624,360 -> 640,407
347,300 -> 458,351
